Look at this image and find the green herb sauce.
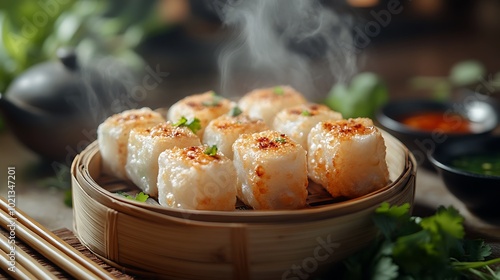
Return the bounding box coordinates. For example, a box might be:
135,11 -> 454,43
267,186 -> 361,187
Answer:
451,153 -> 500,176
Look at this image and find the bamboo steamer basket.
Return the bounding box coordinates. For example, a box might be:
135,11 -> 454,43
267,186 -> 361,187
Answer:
71,130 -> 417,280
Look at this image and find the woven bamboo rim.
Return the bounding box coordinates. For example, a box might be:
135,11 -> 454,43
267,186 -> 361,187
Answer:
72,129 -> 417,279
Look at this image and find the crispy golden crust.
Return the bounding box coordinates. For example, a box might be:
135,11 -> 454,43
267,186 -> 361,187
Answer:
135,122 -> 194,138
178,91 -> 232,112
321,118 -> 375,140
242,86 -> 306,102
286,103 -> 332,116
176,146 -> 223,165
108,111 -> 163,124
211,114 -> 266,131
237,131 -> 297,153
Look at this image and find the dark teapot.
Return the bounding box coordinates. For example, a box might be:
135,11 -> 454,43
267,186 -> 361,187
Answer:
0,49 -> 133,162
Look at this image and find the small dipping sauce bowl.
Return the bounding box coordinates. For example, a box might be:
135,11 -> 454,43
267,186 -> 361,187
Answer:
376,99 -> 498,168
428,135 -> 500,217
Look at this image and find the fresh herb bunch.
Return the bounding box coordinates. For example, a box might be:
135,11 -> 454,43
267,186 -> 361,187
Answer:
343,203 -> 500,280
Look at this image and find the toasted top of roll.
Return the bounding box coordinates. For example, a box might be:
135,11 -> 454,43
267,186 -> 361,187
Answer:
167,91 -> 233,121
209,114 -> 268,134
167,91 -> 233,140
239,85 -> 306,103
237,85 -> 308,126
104,107 -> 165,126
320,118 -> 376,140
134,122 -> 198,139
234,130 -> 298,155
175,145 -> 226,166
277,103 -> 342,119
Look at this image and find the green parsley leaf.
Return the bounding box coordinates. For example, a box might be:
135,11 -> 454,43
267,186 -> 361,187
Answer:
273,86 -> 284,95
202,92 -> 223,107
301,110 -> 312,116
118,192 -> 149,202
204,145 -> 218,156
229,106 -> 243,117
173,116 -> 201,134
274,137 -> 286,143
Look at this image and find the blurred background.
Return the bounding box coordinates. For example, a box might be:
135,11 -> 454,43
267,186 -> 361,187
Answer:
0,0 -> 499,229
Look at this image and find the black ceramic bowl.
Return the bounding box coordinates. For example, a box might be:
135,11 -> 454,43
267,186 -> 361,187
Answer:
428,135 -> 500,217
376,99 -> 498,169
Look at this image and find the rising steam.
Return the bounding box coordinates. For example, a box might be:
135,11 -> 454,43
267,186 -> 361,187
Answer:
216,0 -> 357,100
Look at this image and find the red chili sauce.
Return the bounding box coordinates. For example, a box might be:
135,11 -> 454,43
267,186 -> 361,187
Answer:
400,111 -> 471,133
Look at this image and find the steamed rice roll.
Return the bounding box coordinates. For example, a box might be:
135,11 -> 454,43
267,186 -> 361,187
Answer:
238,85 -> 307,126
232,131 -> 308,210
202,110 -> 269,159
307,118 -> 389,198
157,145 -> 237,210
97,108 -> 165,179
125,122 -> 201,198
272,103 -> 342,149
167,91 -> 233,140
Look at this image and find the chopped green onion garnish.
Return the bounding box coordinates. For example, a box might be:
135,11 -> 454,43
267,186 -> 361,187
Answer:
301,110 -> 312,116
204,145 -> 218,156
275,137 -> 286,143
273,86 -> 284,95
174,116 -> 201,134
118,191 -> 149,202
229,106 -> 243,117
202,91 -> 223,106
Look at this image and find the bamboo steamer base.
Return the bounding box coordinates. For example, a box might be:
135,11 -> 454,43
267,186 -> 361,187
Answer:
71,130 -> 417,280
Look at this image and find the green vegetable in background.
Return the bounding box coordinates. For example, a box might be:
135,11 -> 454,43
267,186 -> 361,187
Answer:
324,72 -> 388,119
343,203 -> 500,280
410,60 -> 500,100
449,60 -> 486,87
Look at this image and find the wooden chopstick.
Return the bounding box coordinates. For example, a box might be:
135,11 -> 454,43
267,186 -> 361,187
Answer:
0,233 -> 58,280
0,197 -> 115,279
0,208 -> 103,279
0,249 -> 36,280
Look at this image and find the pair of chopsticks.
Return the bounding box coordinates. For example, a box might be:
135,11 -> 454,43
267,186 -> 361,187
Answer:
0,197 -> 115,279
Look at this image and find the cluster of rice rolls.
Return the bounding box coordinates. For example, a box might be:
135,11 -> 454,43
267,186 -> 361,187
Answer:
97,108 -> 165,179
157,145 -> 237,210
232,131 -> 308,210
238,85 -> 307,126
307,118 -> 389,198
125,122 -> 201,198
166,91 -> 233,140
272,103 -> 342,149
202,111 -> 269,159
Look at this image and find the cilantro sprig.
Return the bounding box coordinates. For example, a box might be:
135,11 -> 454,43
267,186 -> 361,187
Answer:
173,116 -> 201,134
118,191 -> 149,202
343,203 -> 500,280
274,137 -> 286,144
